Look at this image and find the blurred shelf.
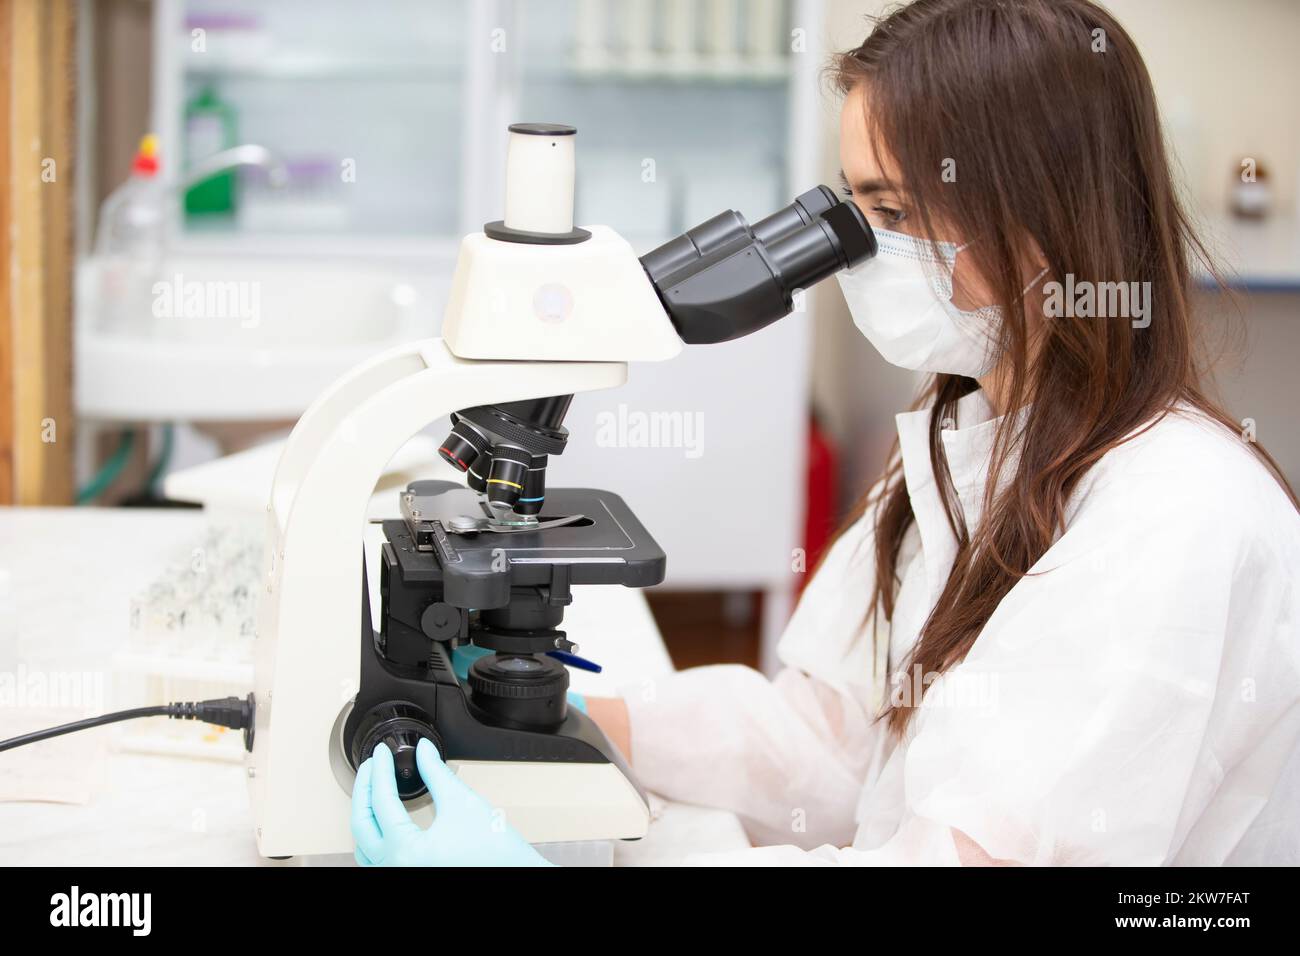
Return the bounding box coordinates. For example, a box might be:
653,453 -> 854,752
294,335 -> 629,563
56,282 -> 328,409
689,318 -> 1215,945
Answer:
166,232 -> 463,265
1195,213 -> 1300,292
181,56 -> 463,82
564,54 -> 791,85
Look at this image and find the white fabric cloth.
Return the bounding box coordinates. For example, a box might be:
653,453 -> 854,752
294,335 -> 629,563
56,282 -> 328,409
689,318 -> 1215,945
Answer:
622,391 -> 1300,865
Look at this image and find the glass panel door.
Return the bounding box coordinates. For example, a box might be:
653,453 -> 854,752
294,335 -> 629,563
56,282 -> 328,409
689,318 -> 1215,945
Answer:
173,0 -> 469,238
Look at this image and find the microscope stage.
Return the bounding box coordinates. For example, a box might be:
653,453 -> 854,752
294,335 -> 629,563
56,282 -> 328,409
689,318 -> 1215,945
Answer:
382,480 -> 666,609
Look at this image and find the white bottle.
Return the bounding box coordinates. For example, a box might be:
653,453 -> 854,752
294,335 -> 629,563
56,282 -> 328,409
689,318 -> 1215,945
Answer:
95,134 -> 167,335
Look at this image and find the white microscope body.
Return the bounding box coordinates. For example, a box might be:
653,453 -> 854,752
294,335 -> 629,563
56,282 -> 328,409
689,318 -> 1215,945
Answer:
248,125 -> 679,858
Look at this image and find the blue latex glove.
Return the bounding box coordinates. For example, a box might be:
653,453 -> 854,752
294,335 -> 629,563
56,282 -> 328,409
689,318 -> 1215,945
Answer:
450,644 -> 587,713
351,740 -> 554,867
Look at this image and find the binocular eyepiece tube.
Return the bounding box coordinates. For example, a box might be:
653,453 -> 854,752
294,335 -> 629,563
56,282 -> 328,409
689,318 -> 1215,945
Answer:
639,184 -> 877,345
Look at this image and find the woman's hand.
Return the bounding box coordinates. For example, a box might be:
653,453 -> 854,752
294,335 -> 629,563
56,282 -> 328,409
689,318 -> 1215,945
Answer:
583,696 -> 632,763
351,740 -> 554,867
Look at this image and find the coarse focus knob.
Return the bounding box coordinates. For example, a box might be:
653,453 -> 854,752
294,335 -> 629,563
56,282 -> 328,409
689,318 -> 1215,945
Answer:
350,702 -> 440,800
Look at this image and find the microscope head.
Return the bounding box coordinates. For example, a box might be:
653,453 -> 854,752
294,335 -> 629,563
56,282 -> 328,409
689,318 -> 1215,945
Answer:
441,123 -> 685,364
437,122 -> 877,519
441,122 -> 877,362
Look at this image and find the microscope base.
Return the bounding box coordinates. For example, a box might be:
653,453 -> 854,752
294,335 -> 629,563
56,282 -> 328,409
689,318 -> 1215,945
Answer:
424,759 -> 647,844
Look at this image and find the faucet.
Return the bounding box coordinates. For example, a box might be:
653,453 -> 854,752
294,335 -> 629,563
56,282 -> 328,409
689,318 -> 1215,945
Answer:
178,144 -> 289,192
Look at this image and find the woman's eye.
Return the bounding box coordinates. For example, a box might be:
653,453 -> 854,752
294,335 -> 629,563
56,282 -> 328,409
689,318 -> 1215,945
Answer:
872,204 -> 906,224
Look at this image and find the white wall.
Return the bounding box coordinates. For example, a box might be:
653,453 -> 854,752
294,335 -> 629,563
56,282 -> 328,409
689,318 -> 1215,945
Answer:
1104,0 -> 1300,215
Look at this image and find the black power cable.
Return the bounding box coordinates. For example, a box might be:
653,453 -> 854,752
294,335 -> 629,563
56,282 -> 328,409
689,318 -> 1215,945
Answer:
0,694 -> 255,753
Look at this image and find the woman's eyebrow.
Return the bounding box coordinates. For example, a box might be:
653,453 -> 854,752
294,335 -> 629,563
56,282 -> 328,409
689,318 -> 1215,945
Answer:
838,169 -> 891,194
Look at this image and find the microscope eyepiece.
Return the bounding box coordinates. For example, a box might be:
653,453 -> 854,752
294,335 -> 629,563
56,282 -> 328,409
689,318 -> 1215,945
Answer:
639,186 -> 876,345
765,200 -> 876,293
750,184 -> 840,246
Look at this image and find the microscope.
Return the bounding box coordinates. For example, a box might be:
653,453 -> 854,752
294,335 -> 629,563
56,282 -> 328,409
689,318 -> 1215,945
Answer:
246,123 -> 875,859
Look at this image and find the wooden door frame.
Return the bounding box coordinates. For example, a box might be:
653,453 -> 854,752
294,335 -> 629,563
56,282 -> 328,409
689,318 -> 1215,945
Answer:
0,0 -> 78,506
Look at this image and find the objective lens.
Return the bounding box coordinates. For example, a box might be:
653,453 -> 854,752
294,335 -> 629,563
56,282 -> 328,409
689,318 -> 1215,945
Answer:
466,454 -> 491,493
513,455 -> 548,516
438,417 -> 490,473
486,445 -> 531,508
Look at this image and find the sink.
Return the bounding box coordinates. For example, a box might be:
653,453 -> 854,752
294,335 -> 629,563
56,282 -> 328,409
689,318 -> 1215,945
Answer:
75,255 -> 439,421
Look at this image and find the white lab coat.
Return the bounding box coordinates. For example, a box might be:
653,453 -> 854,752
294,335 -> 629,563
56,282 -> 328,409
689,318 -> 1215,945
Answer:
621,390 -> 1300,865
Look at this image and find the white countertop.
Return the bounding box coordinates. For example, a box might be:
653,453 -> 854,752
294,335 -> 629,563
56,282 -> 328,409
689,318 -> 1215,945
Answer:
0,507 -> 748,865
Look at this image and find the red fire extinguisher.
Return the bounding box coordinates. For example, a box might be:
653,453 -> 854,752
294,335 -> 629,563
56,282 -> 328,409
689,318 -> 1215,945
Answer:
799,411 -> 839,596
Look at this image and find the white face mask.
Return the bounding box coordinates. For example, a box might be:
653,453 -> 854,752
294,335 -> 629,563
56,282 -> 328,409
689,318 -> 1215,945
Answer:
837,227 -> 1015,378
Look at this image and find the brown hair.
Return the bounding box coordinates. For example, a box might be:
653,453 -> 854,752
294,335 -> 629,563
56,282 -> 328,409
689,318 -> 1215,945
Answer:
830,0 -> 1297,734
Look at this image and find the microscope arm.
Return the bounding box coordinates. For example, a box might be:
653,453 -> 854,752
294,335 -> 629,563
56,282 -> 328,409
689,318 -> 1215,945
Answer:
249,338 -> 625,857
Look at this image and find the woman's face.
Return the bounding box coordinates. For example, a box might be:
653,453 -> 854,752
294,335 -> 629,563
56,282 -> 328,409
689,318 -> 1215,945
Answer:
837,82 -> 999,313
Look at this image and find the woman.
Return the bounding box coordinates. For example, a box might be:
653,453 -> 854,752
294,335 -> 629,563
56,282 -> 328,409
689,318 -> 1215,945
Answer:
352,0 -> 1300,866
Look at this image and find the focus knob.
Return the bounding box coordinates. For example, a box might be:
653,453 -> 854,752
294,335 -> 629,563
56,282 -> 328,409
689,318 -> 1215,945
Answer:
350,702 -> 440,800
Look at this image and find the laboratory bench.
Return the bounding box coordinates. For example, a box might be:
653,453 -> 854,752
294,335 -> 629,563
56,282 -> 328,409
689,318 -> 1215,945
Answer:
0,507 -> 749,866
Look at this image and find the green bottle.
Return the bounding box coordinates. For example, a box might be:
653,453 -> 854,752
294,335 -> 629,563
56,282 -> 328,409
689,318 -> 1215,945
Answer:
184,86 -> 237,217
